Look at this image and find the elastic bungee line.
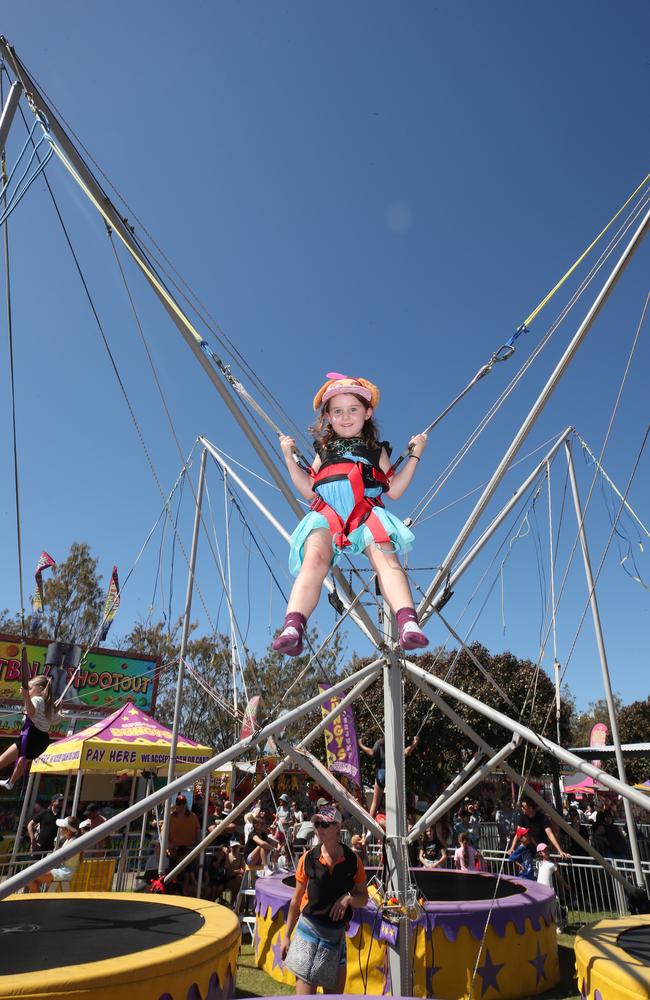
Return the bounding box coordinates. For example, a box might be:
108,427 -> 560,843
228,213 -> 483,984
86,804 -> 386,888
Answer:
386,169 -> 650,476
32,103 -> 649,493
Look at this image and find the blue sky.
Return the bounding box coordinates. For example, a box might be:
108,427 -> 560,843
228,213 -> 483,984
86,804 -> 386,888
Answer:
0,2 -> 648,715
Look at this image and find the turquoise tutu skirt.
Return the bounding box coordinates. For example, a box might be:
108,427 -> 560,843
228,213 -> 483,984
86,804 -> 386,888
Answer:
288,477 -> 415,577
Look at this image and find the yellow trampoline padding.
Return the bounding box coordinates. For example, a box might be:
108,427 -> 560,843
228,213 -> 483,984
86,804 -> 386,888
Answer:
0,892 -> 240,1000
575,915 -> 650,1000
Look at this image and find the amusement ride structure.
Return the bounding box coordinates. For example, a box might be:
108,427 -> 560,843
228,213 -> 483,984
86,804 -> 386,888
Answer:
0,34 -> 649,1000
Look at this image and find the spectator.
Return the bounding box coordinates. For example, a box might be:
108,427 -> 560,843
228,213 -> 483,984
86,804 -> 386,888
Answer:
281,806 -> 368,993
603,810 -> 628,858
419,826 -> 447,869
512,799 -> 570,859
358,734 -> 419,818
166,794 -> 201,849
496,797 -> 517,850
205,843 -> 241,901
276,793 -> 293,833
25,816 -> 81,891
509,827 -> 537,880
564,808 -> 589,856
244,816 -> 281,875
454,831 -> 482,872
536,842 -> 569,931
28,794 -> 63,854
435,812 -> 454,850
590,813 -> 611,856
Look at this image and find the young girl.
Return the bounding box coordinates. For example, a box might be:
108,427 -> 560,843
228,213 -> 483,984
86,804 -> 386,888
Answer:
272,373 -> 429,655
454,831 -> 482,872
0,643 -> 60,791
25,815 -> 82,891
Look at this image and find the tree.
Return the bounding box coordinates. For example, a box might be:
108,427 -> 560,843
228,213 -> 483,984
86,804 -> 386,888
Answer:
1,543 -> 104,645
351,643 -> 575,801
570,695 -> 623,750
618,697 -> 650,785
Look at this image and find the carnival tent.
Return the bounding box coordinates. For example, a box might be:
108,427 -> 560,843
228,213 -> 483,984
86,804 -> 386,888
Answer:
562,773 -> 609,794
32,703 -> 212,776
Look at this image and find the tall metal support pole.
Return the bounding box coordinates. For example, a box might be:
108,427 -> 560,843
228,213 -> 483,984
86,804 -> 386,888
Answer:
382,609 -> 411,996
10,770 -> 34,867
418,202 -> 650,622
408,673 -> 637,893
0,40 -> 380,648
403,659 -> 650,813
159,448 -> 207,872
565,440 -> 645,886
223,470 -> 239,720
196,773 -> 211,897
0,660 -> 382,899
0,80 -> 21,152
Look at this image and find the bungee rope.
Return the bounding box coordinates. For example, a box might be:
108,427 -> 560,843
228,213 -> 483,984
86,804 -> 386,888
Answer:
389,171 -> 650,479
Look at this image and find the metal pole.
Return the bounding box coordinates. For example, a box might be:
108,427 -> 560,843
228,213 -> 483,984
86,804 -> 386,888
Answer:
165,660 -> 383,881
403,659 -> 650,814
407,673 -> 637,893
0,80 -> 21,152
70,770 -> 82,817
418,201 -> 650,620
200,436 -> 381,647
10,770 -> 34,867
160,448 -> 207,872
138,777 -> 151,860
197,773 -> 211,897
117,775 -> 137,890
61,774 -> 71,816
2,659 -> 382,899
282,744 -> 385,840
223,470 -> 239,720
382,611 -> 411,996
408,750 -> 482,844
423,427 -> 573,622
0,41 -> 380,648
408,738 -> 519,841
565,440 -> 645,886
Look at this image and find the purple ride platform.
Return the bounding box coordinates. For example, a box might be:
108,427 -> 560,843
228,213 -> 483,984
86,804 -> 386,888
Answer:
253,867 -> 559,999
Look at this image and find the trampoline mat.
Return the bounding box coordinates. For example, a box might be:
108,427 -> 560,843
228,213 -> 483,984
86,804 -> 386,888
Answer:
0,898 -> 204,975
619,926 -> 650,965
283,868 -> 524,902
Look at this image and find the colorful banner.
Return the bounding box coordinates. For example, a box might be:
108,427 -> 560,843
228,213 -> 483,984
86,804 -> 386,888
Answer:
31,703 -> 212,775
32,550 -> 56,614
590,722 -> 608,769
318,682 -> 361,787
0,634 -> 159,714
240,695 -> 261,740
99,565 -> 120,641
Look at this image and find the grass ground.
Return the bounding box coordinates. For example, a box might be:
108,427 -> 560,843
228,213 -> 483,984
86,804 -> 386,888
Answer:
234,936 -> 581,999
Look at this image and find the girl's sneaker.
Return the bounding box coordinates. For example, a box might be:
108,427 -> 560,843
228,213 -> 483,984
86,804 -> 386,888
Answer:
271,612 -> 306,656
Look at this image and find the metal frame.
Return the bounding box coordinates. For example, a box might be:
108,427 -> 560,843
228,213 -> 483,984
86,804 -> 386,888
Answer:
0,39 -> 648,993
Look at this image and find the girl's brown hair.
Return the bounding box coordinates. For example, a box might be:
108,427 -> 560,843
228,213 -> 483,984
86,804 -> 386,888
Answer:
459,831 -> 469,870
310,393 -> 382,452
30,675 -> 54,721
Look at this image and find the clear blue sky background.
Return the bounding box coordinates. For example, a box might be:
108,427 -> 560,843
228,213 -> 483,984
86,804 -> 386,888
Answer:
0,3 -> 648,715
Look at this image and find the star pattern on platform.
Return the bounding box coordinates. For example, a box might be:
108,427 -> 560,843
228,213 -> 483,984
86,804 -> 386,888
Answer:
270,932 -> 284,970
426,963 -> 441,994
528,942 -> 547,985
476,949 -> 504,996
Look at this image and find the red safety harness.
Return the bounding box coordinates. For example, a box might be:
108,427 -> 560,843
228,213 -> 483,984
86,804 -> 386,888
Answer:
309,460 -> 394,550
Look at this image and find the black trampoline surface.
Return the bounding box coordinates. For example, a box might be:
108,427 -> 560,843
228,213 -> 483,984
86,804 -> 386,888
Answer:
0,898 -> 205,975
618,925 -> 650,964
283,867 -> 525,902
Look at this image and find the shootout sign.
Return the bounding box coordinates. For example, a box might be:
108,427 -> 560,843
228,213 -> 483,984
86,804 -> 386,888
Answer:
0,635 -> 159,714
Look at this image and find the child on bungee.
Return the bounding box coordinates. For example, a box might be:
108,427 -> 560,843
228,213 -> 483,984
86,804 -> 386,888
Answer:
0,642 -> 60,791
272,372 -> 429,656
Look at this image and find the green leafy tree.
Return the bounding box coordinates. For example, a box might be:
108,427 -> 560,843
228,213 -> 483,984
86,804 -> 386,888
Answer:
1,543 -> 104,645
352,643 -> 575,801
570,695 -> 623,750
618,697 -> 650,785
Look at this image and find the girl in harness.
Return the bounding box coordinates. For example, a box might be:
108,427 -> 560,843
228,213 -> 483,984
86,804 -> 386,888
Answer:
272,373 -> 428,656
0,642 -> 60,791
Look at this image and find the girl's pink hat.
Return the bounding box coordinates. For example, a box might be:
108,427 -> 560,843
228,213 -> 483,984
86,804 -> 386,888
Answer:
313,372 -> 380,411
